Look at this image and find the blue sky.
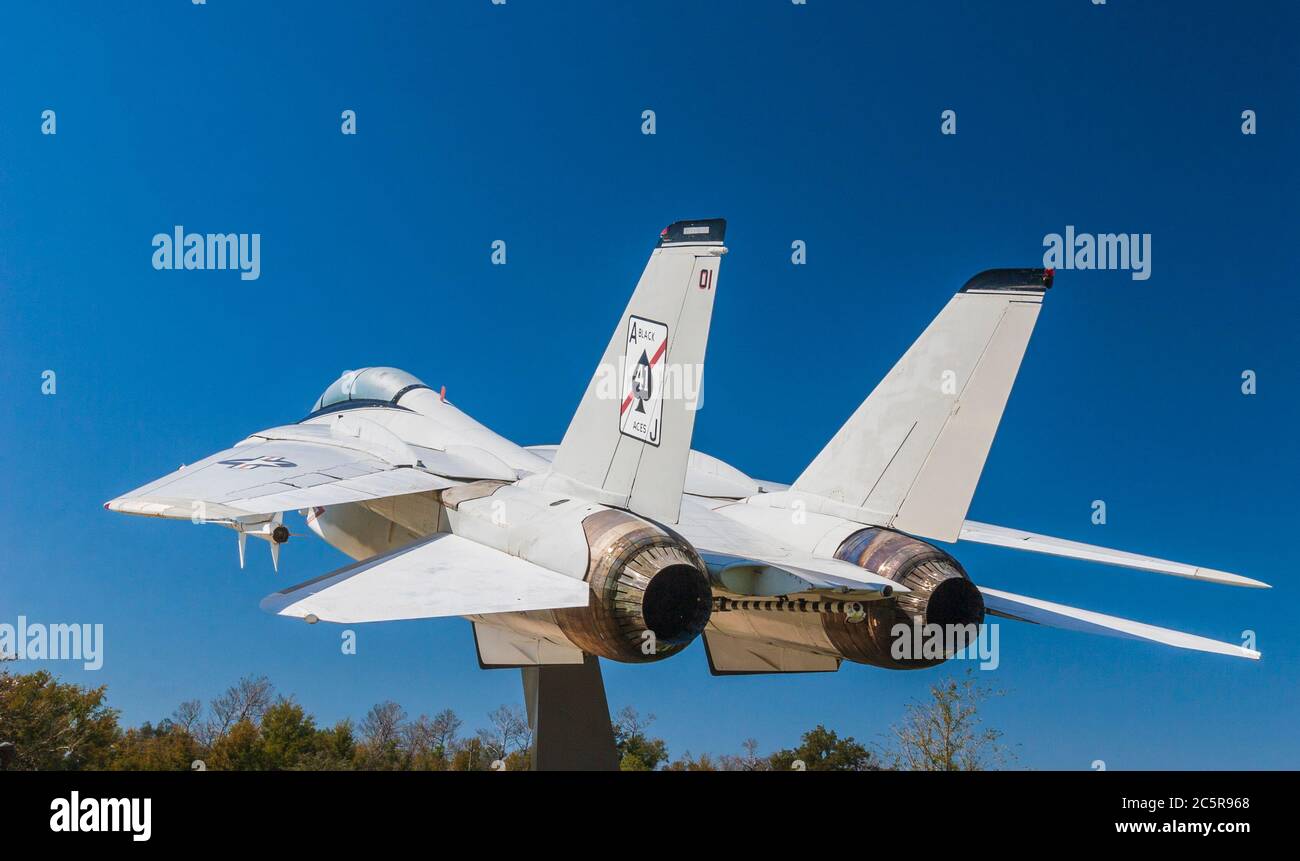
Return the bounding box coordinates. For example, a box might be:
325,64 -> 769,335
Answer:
1,1 -> 1296,768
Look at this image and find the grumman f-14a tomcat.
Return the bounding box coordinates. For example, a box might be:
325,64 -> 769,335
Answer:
107,219 -> 1265,764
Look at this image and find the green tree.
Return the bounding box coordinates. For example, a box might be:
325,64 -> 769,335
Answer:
449,736 -> 493,771
664,751 -> 718,771
612,707 -> 668,771
768,724 -> 880,771
0,668 -> 120,770
208,719 -> 264,770
294,719 -> 356,771
109,720 -> 200,771
259,700 -> 318,770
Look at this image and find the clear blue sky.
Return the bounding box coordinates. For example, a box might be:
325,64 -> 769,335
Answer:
1,1 -> 1296,768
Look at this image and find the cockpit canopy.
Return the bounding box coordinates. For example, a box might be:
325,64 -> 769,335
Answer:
309,367 -> 429,416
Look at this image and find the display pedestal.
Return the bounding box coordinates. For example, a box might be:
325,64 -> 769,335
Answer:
521,654 -> 619,771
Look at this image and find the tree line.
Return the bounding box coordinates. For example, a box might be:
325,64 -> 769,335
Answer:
0,662 -> 1012,771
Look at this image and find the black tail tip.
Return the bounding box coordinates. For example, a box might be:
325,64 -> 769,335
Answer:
961,267 -> 1054,293
658,218 -> 727,246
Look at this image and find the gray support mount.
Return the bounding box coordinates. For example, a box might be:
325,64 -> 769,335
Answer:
521,654 -> 620,771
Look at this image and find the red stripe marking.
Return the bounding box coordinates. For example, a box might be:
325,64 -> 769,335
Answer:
619,336 -> 669,415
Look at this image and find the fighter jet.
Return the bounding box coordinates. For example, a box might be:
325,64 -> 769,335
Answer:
106,219 -> 1265,707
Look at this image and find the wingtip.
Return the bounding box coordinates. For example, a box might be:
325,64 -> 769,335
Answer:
1232,643 -> 1262,660
1198,567 -> 1271,589
257,592 -> 291,616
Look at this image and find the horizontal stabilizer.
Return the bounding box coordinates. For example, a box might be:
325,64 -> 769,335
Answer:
980,586 -> 1260,660
960,521 -> 1269,588
472,621 -> 585,668
703,630 -> 841,675
261,533 -> 590,623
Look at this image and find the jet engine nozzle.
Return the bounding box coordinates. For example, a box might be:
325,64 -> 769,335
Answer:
553,509 -> 711,663
826,527 -> 985,669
